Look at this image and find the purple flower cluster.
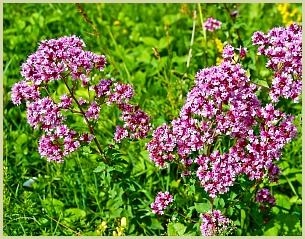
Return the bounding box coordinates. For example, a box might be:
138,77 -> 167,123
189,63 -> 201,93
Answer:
10,36 -> 109,162
58,93 -> 73,110
145,124 -> 176,168
252,23 -> 302,103
150,191 -> 173,215
85,101 -> 101,120
12,35 -> 151,162
147,34 -> 299,198
200,210 -> 230,236
230,10 -> 238,17
107,83 -> 134,105
100,83 -> 152,143
243,104 -> 297,181
204,17 -> 222,32
26,97 -> 65,131
20,35 -> 106,85
114,103 -> 152,143
38,124 -> 81,163
222,45 -> 235,59
255,188 -> 276,211
91,78 -> 113,98
196,148 -> 242,198
11,81 -> 40,105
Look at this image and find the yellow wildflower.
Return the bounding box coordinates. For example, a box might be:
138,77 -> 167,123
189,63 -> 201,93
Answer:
216,57 -> 223,66
277,3 -> 300,26
215,38 -> 224,53
121,217 -> 127,228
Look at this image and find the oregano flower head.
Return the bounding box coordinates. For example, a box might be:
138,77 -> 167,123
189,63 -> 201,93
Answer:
11,35 -> 151,162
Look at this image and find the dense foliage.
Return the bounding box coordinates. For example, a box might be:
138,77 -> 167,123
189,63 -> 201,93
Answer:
3,3 -> 302,236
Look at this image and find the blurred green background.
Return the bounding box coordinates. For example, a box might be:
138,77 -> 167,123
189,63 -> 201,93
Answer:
3,3 -> 302,236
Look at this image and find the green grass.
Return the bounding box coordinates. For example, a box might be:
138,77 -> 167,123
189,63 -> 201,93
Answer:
3,3 -> 302,236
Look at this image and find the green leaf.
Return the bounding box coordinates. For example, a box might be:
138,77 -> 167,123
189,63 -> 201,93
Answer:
15,133 -> 27,146
150,218 -> 164,230
82,146 -> 92,155
167,222 -> 187,236
141,37 -> 159,47
240,209 -> 246,230
274,194 -> 291,210
233,22 -> 247,29
63,208 -> 86,220
186,206 -> 195,218
256,79 -> 269,88
42,198 -> 64,214
162,13 -> 182,25
248,64 -> 257,70
93,165 -> 105,173
263,224 -> 279,236
219,198 -> 225,208
194,201 -> 211,214
107,208 -> 123,219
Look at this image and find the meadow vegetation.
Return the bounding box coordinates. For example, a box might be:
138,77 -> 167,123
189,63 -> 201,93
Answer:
3,3 -> 302,236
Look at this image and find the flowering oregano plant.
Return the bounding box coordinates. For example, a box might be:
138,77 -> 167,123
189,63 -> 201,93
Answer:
11,35 -> 151,164
11,21 -> 301,236
147,23 -> 301,235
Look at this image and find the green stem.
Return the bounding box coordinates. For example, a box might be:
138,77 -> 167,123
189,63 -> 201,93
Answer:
226,179 -> 262,213
171,208 -> 198,223
62,77 -> 110,165
197,3 -> 208,66
107,26 -> 131,83
223,4 -> 242,43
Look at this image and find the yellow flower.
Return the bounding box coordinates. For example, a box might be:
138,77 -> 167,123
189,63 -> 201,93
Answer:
290,8 -> 298,17
113,20 -> 120,26
98,221 -> 107,232
215,38 -> 224,53
277,4 -> 282,12
286,20 -> 294,26
121,217 -> 127,228
216,57 -> 223,66
278,3 -> 300,25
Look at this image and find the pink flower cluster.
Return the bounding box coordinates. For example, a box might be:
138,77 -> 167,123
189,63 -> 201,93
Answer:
11,81 -> 40,105
38,124 -> 81,163
150,191 -> 173,215
204,17 -> 222,32
252,23 -> 302,103
20,35 -> 106,85
255,188 -> 276,211
12,36 -> 151,162
147,23 -> 301,199
114,103 -> 152,143
26,97 -> 65,131
200,210 -> 230,236
91,79 -> 152,143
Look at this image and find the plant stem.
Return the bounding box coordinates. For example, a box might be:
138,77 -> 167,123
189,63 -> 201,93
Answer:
45,214 -> 82,236
226,179 -> 262,213
223,4 -> 242,43
251,81 -> 270,90
186,5 -> 197,68
197,3 -> 208,66
171,208 -> 198,223
63,77 -> 110,165
75,3 -> 100,38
